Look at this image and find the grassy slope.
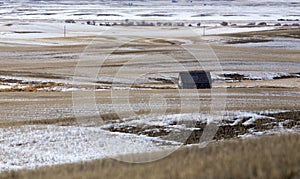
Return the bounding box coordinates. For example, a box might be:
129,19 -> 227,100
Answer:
1,134 -> 299,179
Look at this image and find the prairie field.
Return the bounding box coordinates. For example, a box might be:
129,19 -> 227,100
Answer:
1,134 -> 299,179
0,0 -> 300,177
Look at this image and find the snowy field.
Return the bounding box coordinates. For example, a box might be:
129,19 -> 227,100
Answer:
0,108 -> 299,172
0,0 -> 300,174
0,0 -> 299,25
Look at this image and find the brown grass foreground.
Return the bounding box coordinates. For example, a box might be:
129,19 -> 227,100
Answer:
1,134 -> 299,179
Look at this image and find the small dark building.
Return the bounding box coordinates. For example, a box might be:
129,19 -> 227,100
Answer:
65,19 -> 76,23
220,21 -> 229,26
178,71 -> 212,89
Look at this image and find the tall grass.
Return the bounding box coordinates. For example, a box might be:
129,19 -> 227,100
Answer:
1,134 -> 299,179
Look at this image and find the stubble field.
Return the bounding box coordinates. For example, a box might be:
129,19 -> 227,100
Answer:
0,22 -> 299,177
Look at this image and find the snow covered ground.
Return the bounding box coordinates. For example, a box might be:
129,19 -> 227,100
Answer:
223,37 -> 300,50
0,125 -> 176,172
1,0 -> 299,24
1,71 -> 299,91
0,0 -> 299,174
0,110 -> 299,172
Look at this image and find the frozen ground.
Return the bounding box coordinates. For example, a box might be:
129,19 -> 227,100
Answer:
1,71 -> 299,91
0,125 -> 176,172
224,37 -> 300,50
0,0 -> 299,173
0,22 -> 281,42
0,109 -> 299,172
0,23 -> 299,92
0,0 -> 299,25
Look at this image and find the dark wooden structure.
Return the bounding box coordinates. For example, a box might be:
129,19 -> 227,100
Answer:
178,71 -> 212,89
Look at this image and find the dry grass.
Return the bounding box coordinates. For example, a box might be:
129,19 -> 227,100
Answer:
0,112 -> 123,128
0,77 -> 71,92
1,134 -> 299,179
0,26 -> 299,179
0,88 -> 298,129
1,27 -> 299,82
0,117 -> 77,128
217,27 -> 300,39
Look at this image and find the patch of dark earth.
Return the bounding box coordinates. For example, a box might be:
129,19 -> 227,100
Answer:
220,73 -> 300,82
0,78 -> 67,88
105,111 -> 300,145
225,38 -> 273,44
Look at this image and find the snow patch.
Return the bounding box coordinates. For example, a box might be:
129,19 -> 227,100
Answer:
0,125 -> 176,172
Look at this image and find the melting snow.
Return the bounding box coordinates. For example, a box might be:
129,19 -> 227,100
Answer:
0,125 -> 176,172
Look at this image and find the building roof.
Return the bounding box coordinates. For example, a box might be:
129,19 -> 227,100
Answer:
179,71 -> 211,83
